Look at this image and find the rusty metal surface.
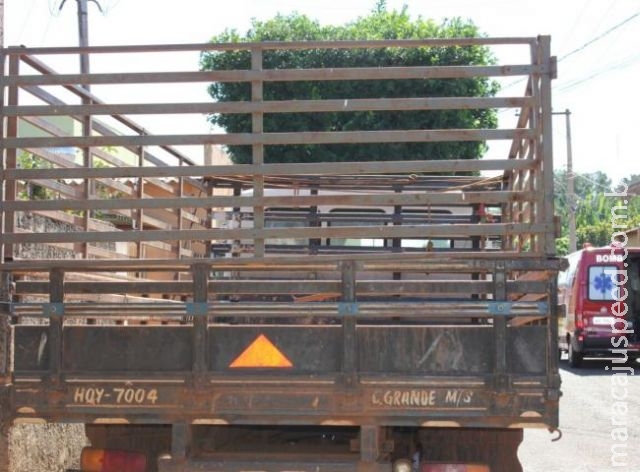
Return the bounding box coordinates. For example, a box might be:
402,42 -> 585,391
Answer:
0,37 -> 561,437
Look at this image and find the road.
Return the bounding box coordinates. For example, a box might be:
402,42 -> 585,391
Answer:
519,357 -> 640,471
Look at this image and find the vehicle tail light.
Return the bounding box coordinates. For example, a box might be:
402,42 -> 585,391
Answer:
576,312 -> 584,329
422,464 -> 490,472
80,447 -> 147,472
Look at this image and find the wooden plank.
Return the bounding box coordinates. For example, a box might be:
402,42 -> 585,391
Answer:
1,252 -> 567,273
5,37 -> 537,56
15,279 -> 547,296
3,158 -> 534,181
1,222 -> 553,245
2,128 -> 537,149
1,65 -> 547,87
2,190 -> 533,213
4,97 -> 535,117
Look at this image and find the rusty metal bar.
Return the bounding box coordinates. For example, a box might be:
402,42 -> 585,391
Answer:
2,51 -> 18,263
252,48 -> 265,258
0,252 -> 568,273
1,37 -> 537,56
192,264 -> 209,376
1,128 -> 536,149
4,96 -> 534,117
0,272 -> 11,382
538,36 -> 556,255
0,64 -> 547,87
1,190 -> 532,213
0,222 -> 553,245
14,279 -> 549,296
16,54 -> 196,167
2,158 -> 534,180
492,261 -> 508,390
47,269 -> 64,383
340,261 -> 357,388
0,48 -> 5,265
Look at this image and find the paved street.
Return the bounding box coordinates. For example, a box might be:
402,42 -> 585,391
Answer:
519,358 -> 640,471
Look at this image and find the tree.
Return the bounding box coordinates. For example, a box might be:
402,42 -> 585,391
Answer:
554,170 -> 640,254
200,5 -> 499,165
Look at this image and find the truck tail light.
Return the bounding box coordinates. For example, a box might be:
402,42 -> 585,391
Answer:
80,447 -> 147,472
422,464 -> 490,472
392,459 -> 412,472
576,311 -> 584,329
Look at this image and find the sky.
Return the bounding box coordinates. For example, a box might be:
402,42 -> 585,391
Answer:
3,0 -> 640,186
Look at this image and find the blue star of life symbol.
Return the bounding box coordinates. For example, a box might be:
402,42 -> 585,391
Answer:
593,273 -> 613,296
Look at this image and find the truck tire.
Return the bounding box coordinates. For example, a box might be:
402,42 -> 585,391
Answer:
567,340 -> 582,368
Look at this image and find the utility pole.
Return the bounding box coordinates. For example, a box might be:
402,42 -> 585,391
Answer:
1,0 -> 4,48
58,0 -> 104,261
59,0 -> 104,90
553,109 -> 576,253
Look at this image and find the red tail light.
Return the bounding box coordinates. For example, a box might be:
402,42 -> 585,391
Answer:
422,464 -> 490,472
80,447 -> 147,472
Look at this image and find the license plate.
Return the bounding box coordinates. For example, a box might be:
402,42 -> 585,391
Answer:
593,316 -> 613,326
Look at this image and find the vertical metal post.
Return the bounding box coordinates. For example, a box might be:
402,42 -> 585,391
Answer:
392,187 -> 402,280
551,109 -> 574,252
340,260 -> 357,388
0,0 -> 4,49
191,264 -> 209,377
359,425 -> 385,466
2,51 -> 19,263
76,0 -> 91,86
251,47 -> 265,257
538,36 -> 556,255
547,277 -> 561,385
493,261 -> 508,390
564,110 -> 575,253
48,269 -> 65,384
136,133 -> 145,258
0,48 -> 5,266
0,271 -> 11,383
309,186 -> 320,254
81,107 -> 92,260
67,0 -> 95,258
205,179 -> 214,259
177,169 -> 185,260
170,423 -> 191,466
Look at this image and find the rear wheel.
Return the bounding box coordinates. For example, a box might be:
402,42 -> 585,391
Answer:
567,339 -> 583,368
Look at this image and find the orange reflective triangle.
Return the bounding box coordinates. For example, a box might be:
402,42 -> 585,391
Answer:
229,334 -> 293,368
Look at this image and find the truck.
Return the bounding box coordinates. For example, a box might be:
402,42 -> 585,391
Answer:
0,37 -> 565,471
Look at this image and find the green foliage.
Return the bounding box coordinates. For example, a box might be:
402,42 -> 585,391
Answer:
554,170 -> 640,254
17,151 -> 54,200
201,6 -> 498,165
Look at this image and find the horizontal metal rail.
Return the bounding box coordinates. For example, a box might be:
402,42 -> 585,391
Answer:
2,191 -> 532,213
2,64 -> 545,87
4,97 -> 535,117
2,128 -> 535,149
1,159 -> 533,180
10,301 -> 548,319
13,279 -> 548,296
2,37 -> 538,56
0,222 -> 552,245
0,253 -> 568,273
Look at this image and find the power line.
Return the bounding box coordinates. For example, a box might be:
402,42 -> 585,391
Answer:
558,10 -> 640,62
501,10 -> 640,92
557,51 -> 640,92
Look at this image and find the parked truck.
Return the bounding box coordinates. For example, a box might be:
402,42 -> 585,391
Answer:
0,37 -> 565,471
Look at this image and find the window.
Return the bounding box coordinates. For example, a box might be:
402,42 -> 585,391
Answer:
327,209 -> 385,247
265,208 -> 309,246
588,265 -> 617,301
